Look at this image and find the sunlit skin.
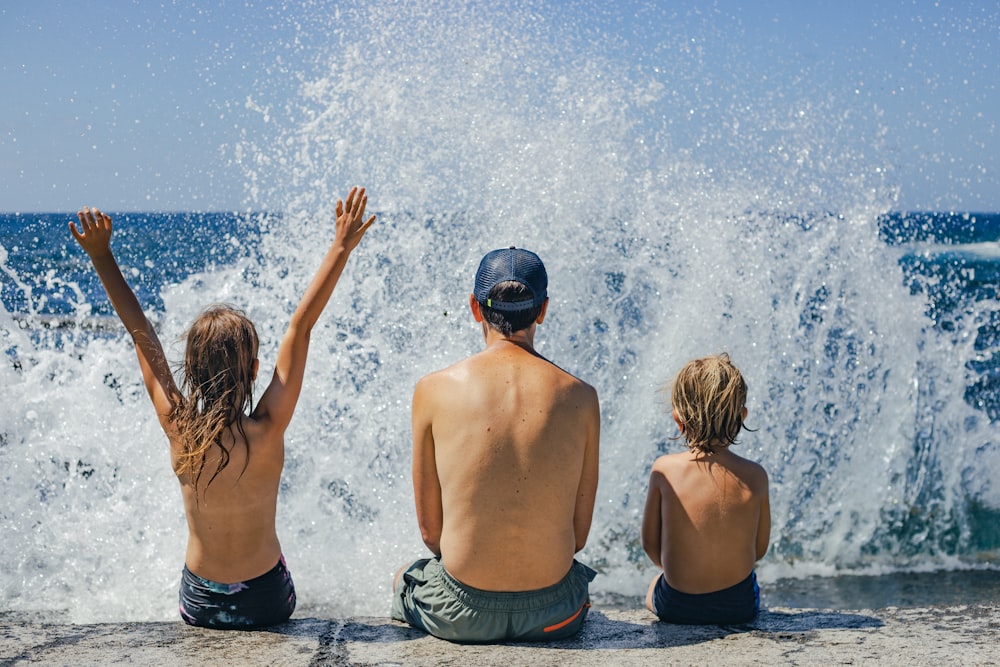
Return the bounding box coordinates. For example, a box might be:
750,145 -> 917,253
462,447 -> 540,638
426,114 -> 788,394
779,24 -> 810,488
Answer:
70,188 -> 374,584
402,296 -> 600,591
640,408 -> 770,611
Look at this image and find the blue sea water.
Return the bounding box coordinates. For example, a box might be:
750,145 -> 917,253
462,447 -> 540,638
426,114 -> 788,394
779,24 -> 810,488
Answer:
882,212 -> 1000,422
0,212 -> 258,320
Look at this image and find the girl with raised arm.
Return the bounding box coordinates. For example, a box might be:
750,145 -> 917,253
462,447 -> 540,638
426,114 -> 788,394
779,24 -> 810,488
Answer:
70,187 -> 375,629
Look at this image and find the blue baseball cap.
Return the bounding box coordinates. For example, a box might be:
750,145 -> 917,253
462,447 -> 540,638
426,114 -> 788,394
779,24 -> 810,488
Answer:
474,247 -> 548,312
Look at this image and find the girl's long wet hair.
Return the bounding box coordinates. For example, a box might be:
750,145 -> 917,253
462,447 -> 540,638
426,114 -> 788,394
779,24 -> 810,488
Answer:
171,305 -> 258,491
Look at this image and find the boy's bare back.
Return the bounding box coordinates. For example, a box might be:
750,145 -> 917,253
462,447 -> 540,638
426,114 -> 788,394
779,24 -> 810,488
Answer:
643,448 -> 769,594
641,352 -> 770,619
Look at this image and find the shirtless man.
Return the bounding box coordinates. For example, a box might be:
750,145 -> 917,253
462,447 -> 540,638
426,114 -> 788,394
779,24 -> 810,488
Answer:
641,353 -> 770,625
391,247 -> 600,643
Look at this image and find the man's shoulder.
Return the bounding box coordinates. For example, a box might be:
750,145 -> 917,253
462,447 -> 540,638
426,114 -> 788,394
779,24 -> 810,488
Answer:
539,362 -> 599,413
415,349 -> 598,401
413,357 -> 478,399
558,363 -> 596,389
530,353 -> 596,394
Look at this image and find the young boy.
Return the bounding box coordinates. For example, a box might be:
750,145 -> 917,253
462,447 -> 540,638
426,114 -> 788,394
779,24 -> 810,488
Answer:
640,353 -> 770,624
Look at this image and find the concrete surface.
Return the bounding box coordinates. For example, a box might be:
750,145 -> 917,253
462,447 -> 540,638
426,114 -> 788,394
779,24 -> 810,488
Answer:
2,603 -> 998,666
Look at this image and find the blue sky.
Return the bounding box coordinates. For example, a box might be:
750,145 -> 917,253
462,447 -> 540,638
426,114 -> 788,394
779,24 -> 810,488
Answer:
2,1 -> 997,212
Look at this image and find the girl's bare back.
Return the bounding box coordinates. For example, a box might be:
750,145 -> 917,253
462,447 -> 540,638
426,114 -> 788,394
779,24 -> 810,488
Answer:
174,416 -> 284,583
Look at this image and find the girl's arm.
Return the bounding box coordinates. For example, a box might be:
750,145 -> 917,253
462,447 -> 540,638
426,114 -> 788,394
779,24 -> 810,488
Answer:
253,186 -> 375,432
70,208 -> 179,432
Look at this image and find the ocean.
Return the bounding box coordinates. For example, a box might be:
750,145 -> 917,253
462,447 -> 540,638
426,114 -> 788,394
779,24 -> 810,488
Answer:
3,3 -> 1000,623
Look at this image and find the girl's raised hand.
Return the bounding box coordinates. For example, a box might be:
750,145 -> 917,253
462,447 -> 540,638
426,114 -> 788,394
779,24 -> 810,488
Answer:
335,186 -> 376,253
69,207 -> 114,256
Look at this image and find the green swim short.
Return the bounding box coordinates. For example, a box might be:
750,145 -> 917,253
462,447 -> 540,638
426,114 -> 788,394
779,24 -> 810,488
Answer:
391,557 -> 597,643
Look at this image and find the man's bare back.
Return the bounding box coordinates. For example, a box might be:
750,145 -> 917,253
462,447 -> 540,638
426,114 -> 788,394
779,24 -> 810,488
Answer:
642,448 -> 769,594
394,247 -> 600,642
412,336 -> 600,590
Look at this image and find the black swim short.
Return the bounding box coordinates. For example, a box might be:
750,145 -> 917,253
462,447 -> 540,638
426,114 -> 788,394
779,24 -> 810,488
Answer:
651,571 -> 759,625
178,556 -> 296,630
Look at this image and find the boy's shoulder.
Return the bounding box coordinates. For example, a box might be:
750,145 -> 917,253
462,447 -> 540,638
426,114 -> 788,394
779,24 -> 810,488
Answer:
726,449 -> 769,474
721,450 -> 770,492
650,451 -> 691,470
650,449 -> 769,478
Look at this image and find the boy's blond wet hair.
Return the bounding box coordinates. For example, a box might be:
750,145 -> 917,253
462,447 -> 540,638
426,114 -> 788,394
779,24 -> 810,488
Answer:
670,353 -> 748,454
